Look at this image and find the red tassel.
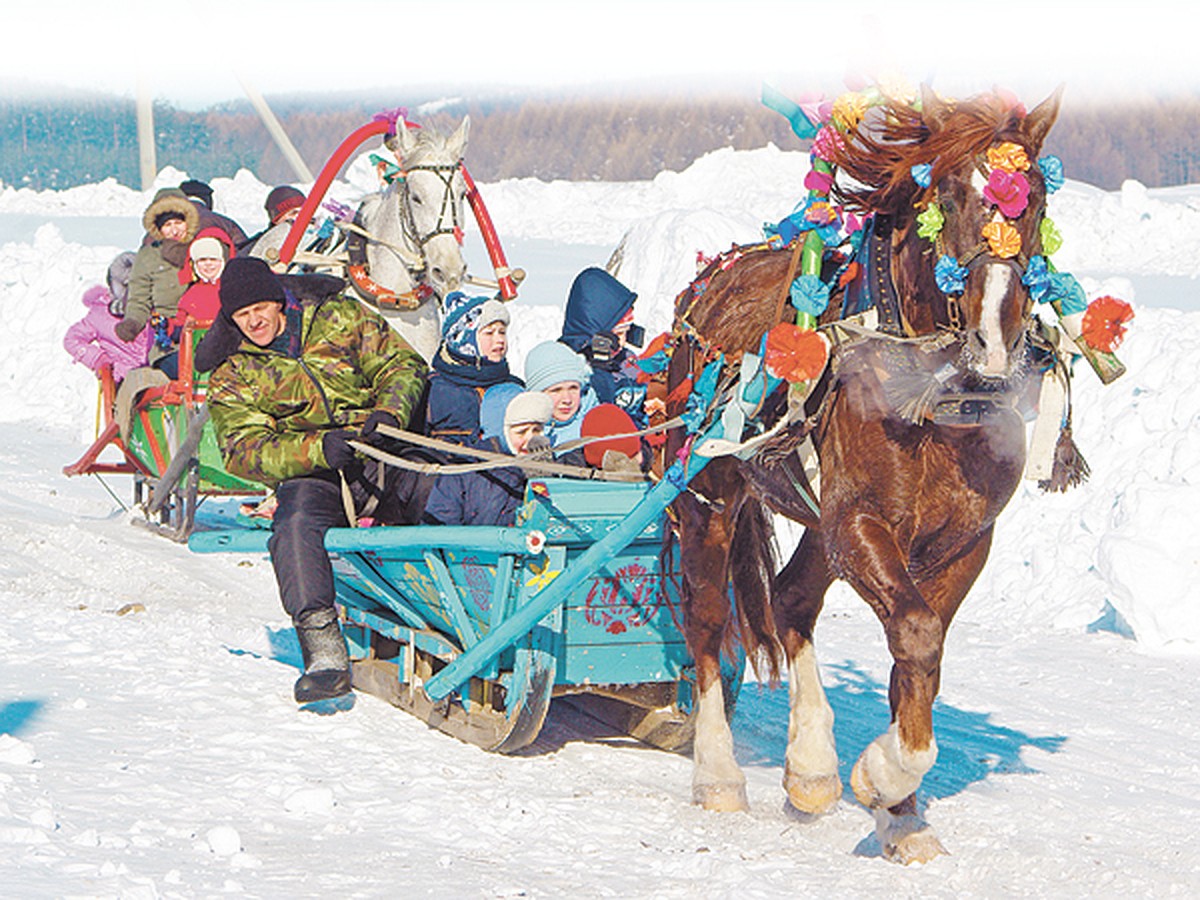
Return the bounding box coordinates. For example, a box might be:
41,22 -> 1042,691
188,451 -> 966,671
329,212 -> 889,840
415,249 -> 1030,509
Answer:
1080,295 -> 1134,353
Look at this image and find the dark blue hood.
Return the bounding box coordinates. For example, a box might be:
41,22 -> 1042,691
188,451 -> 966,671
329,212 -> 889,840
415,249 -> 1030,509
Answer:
559,267 -> 636,353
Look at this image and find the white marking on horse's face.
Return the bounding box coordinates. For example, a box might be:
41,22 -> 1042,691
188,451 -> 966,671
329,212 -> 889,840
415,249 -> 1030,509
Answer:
970,167 -> 988,195
976,262 -> 1013,377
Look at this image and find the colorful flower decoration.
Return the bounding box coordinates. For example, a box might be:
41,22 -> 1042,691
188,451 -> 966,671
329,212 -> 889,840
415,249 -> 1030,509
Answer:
804,168 -> 834,194
983,169 -> 1031,218
982,220 -> 1022,258
1021,255 -> 1052,302
987,141 -> 1030,173
1038,155 -> 1065,193
831,92 -> 869,132
804,200 -> 839,227
935,255 -> 969,295
789,273 -> 831,317
765,322 -> 831,383
916,203 -> 944,240
911,163 -> 933,188
1080,296 -> 1135,352
811,125 -> 846,162
1046,272 -> 1088,315
1039,218 -> 1063,255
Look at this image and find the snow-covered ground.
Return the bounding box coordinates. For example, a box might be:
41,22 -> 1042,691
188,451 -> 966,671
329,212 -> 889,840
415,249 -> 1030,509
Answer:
1,141 -> 1198,897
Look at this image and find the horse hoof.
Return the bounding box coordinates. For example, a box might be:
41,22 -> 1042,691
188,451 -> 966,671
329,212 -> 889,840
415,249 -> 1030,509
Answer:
783,769 -> 842,815
883,827 -> 948,865
692,781 -> 750,813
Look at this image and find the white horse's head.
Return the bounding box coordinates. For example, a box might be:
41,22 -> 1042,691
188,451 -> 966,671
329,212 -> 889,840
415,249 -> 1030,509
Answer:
389,116 -> 470,299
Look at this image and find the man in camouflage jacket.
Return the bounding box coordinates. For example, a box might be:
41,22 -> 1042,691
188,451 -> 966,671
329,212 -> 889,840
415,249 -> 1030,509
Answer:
207,257 -> 429,704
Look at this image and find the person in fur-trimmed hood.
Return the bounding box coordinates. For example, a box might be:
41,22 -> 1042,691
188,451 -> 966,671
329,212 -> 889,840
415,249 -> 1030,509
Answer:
116,188 -> 200,364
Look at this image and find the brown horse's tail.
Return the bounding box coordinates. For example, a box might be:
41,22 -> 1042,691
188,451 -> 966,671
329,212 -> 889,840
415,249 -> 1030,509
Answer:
729,497 -> 783,683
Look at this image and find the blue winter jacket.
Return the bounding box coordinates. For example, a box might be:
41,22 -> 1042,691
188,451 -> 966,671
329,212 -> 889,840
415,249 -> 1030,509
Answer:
422,437 -> 526,527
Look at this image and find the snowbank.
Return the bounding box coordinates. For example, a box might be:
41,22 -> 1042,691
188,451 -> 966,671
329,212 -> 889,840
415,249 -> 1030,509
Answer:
1,147 -> 1197,657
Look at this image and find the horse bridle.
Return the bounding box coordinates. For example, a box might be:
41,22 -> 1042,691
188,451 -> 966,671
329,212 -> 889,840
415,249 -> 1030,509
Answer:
398,161 -> 465,249
927,150 -> 1042,331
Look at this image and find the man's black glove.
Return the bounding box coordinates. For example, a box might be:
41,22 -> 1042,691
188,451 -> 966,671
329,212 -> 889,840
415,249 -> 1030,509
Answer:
321,429 -> 358,471
361,410 -> 400,446
114,319 -> 142,342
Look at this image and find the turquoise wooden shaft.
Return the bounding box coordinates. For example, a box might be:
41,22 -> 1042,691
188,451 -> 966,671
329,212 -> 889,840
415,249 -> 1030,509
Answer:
423,437 -> 718,701
188,524 -> 536,557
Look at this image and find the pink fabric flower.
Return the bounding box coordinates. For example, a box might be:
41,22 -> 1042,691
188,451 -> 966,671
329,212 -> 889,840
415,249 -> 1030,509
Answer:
811,126 -> 845,162
983,169 -> 1030,218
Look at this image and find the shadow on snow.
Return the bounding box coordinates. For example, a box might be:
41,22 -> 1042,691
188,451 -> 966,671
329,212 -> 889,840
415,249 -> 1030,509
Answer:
732,660 -> 1067,800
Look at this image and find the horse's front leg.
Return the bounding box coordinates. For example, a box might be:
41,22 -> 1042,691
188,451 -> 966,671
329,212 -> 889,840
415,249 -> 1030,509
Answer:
773,528 -> 841,815
678,499 -> 748,813
842,517 -> 993,863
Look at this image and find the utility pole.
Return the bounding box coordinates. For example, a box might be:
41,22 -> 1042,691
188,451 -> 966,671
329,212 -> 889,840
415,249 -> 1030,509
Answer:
136,75 -> 157,191
238,76 -> 314,184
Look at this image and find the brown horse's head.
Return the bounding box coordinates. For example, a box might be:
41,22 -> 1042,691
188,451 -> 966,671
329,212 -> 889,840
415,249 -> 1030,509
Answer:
832,86 -> 1063,381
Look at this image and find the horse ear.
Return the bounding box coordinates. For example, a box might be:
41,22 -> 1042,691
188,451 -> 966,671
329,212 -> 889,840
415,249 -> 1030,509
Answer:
1024,84 -> 1064,155
919,84 -> 953,132
390,122 -> 420,160
447,116 -> 470,160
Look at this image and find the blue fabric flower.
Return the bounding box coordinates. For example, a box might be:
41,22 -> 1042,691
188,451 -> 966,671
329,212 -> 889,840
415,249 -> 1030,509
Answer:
911,163 -> 933,188
789,274 -> 830,318
764,216 -> 801,245
1038,156 -> 1065,194
1047,272 -> 1088,315
1022,255 -> 1052,303
934,255 -> 969,295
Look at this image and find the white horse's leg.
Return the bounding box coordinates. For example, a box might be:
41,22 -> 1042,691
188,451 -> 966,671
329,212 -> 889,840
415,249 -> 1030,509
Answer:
691,677 -> 748,812
380,303 -> 442,364
782,640 -> 842,814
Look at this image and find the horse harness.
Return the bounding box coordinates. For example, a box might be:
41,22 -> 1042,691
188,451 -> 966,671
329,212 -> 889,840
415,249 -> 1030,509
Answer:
344,159 -> 465,312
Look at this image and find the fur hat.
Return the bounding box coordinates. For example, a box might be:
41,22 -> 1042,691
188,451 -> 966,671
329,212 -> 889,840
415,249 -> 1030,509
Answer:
523,340 -> 591,393
219,257 -> 285,318
189,236 -> 225,261
180,179 -> 214,208
581,404 -> 640,467
504,391 -> 554,429
105,251 -> 137,317
265,185 -> 305,225
142,188 -> 200,241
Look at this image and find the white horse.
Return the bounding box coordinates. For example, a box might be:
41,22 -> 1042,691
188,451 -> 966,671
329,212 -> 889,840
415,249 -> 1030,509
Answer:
348,117 -> 470,361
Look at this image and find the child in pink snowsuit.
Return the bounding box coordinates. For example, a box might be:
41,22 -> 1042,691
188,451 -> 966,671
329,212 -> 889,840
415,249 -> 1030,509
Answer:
63,252 -> 152,384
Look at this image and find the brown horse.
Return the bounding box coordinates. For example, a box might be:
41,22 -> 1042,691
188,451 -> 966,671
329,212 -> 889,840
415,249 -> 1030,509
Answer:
667,86 -> 1063,863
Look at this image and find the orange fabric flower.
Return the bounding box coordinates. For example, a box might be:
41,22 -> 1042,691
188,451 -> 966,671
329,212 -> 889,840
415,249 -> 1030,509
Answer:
987,142 -> 1030,173
982,220 -> 1022,259
764,323 -> 830,383
1080,295 -> 1134,352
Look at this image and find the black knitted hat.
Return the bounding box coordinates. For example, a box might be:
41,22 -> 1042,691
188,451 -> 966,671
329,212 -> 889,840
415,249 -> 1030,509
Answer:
219,257 -> 285,318
180,179 -> 214,208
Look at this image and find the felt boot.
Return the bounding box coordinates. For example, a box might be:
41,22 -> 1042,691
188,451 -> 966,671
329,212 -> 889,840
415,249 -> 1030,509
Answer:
293,607 -> 351,703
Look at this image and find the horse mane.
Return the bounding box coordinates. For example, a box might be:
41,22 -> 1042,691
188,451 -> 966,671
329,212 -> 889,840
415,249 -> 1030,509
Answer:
830,92 -> 1030,216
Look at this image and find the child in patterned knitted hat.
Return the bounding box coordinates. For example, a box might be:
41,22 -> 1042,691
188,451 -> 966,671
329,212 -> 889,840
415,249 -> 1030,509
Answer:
424,291 -> 521,445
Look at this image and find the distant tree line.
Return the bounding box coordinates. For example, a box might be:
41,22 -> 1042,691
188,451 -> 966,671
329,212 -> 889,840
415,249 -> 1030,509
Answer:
4,88 -> 1200,191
